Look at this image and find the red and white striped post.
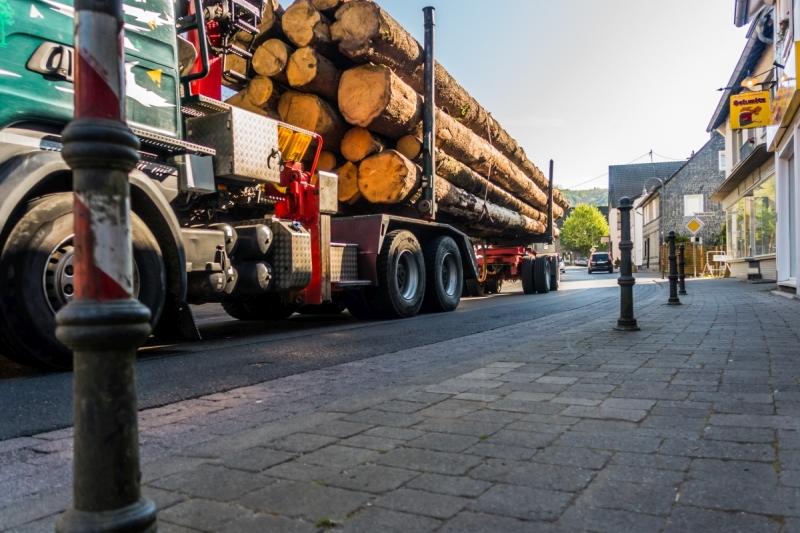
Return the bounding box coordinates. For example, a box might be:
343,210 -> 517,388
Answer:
55,0 -> 156,531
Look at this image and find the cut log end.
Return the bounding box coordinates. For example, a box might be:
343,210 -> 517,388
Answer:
330,1 -> 381,51
336,161 -> 361,204
317,151 -> 338,172
396,135 -> 422,161
283,0 -> 331,48
286,46 -> 341,102
278,90 -> 345,148
252,39 -> 294,77
358,150 -> 420,204
341,127 -> 384,162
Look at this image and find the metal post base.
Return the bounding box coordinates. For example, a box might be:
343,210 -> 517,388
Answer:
678,290 -> 687,296
667,298 -> 682,306
56,498 -> 157,533
615,319 -> 640,331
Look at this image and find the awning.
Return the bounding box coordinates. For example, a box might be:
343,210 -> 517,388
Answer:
711,143 -> 771,201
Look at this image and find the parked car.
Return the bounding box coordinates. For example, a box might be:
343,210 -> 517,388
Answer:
588,252 -> 613,274
574,258 -> 588,267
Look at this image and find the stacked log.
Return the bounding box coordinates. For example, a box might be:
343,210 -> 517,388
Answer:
222,0 -> 566,242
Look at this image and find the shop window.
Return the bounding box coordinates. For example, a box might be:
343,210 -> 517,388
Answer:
684,194 -> 704,216
726,176 -> 777,259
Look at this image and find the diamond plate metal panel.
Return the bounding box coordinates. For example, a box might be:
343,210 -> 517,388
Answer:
270,220 -> 312,290
185,107 -> 281,184
330,243 -> 359,282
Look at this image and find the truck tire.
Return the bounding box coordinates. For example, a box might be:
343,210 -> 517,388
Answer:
422,236 -> 463,313
222,294 -> 298,320
521,258 -> 536,295
370,230 -> 426,318
533,257 -> 551,294
463,279 -> 484,297
0,193 -> 166,371
550,257 -> 560,291
484,278 -> 503,295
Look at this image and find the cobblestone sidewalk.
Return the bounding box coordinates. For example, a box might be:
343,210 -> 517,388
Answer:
2,279 -> 799,532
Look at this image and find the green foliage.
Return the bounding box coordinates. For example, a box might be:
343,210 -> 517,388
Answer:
558,187 -> 608,207
561,204 -> 609,256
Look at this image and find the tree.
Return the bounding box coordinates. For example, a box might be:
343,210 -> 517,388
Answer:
560,203 -> 609,257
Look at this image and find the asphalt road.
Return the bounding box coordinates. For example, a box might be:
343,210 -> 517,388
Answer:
0,268 -> 660,439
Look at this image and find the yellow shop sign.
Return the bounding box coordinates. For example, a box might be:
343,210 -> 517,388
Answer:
730,91 -> 771,129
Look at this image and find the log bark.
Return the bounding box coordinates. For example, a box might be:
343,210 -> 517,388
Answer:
358,150 -> 420,204
282,0 -> 334,52
331,0 -> 568,210
336,161 -> 361,204
286,46 -> 340,102
317,151 -> 338,172
252,39 -> 294,79
396,135 -> 422,162
436,152 -> 545,223
338,65 -> 560,217
278,90 -> 346,149
340,127 -> 384,162
435,180 -> 546,235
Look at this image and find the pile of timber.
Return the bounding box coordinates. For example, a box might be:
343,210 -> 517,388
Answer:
223,0 -> 569,241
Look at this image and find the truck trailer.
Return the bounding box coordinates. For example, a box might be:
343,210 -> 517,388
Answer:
0,0 -> 559,370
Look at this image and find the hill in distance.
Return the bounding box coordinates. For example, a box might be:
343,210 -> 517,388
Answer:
558,187 -> 608,207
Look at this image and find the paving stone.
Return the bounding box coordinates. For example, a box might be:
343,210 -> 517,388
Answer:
689,458 -> 779,484
298,445 -> 381,469
556,431 -> 662,453
406,473 -> 492,497
465,442 -> 536,460
578,478 -> 676,515
239,480 -> 371,521
468,484 -> 572,521
142,486 -> 187,511
438,512 -> 548,533
263,461 -> 339,482
374,400 -> 428,414
377,448 -> 482,475
469,458 -> 594,492
307,420 -> 373,438
412,418 -> 505,437
663,506 -> 780,533
344,410 -> 423,428
320,464 -> 419,493
680,480 -> 800,516
219,514 -> 316,533
407,432 -> 480,453
488,399 -> 565,415
601,398 -> 657,410
505,391 -> 557,402
597,464 -> 684,486
159,499 -> 252,531
150,464 -> 270,501
558,505 -> 667,533
660,438 -> 775,462
780,450 -> 800,471
551,397 -> 602,406
533,445 -> 611,469
561,405 -> 648,422
484,429 -> 557,449
339,434 -> 405,452
701,426 -> 775,443
781,469 -> 800,488
453,392 -> 502,402
536,376 -> 579,385
266,433 -> 338,453
374,488 -> 468,519
710,414 -> 800,430
362,426 -> 424,441
339,507 -> 441,533
223,447 -> 295,472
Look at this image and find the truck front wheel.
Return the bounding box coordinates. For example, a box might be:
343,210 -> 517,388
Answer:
422,236 -> 463,312
0,193 -> 166,371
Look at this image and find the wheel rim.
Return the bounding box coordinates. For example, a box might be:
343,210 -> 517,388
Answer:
395,250 -> 420,301
440,252 -> 459,296
43,235 -> 140,314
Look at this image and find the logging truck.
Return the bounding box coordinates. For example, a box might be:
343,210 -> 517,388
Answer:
0,0 -> 560,371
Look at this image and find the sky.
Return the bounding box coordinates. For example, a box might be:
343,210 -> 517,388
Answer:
377,0 -> 748,190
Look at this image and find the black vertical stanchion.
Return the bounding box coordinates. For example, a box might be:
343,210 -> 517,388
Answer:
667,231 -> 681,305
678,244 -> 687,295
615,197 -> 639,331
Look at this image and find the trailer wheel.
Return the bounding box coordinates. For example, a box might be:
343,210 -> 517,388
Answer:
549,257 -> 560,291
222,294 -> 298,321
533,257 -> 551,294
463,279 -> 484,297
0,193 -> 165,371
521,258 -> 536,295
422,236 -> 463,312
371,230 -> 426,318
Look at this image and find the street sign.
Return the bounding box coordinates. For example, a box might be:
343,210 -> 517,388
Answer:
686,217 -> 704,235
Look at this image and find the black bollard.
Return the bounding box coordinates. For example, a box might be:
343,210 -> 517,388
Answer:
678,244 -> 687,295
615,197 -> 639,331
667,231 -> 681,305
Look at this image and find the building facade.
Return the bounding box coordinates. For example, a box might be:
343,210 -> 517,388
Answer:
710,3 -> 780,282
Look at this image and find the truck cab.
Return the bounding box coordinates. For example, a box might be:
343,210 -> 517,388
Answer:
0,0 -> 477,370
